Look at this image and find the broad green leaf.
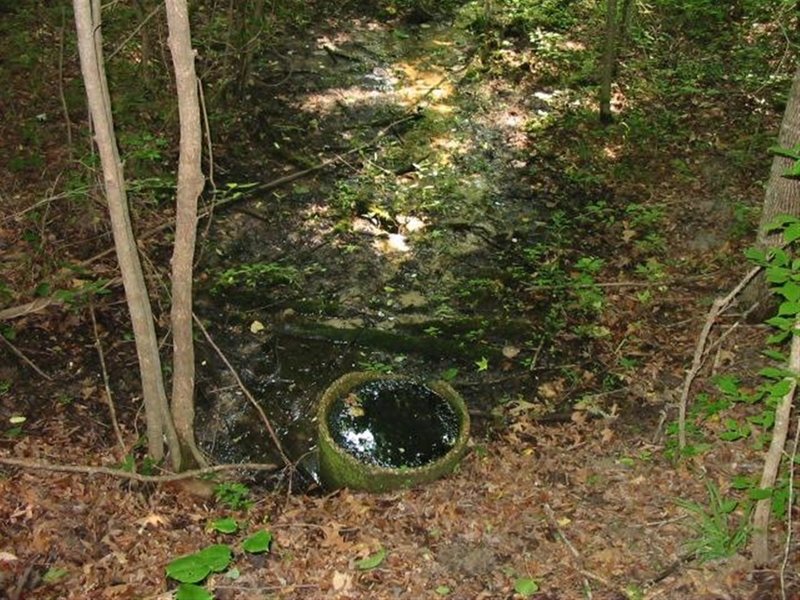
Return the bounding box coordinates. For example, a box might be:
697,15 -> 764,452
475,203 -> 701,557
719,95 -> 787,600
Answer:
748,487 -> 773,501
779,282 -> 800,302
765,214 -> 799,231
785,222 -> 800,242
771,248 -> 790,267
196,545 -> 233,572
787,161 -> 800,177
514,577 -> 539,596
769,379 -> 793,398
242,530 -> 272,554
767,330 -> 791,345
208,517 -> 238,534
743,247 -> 766,264
167,544 -> 232,583
765,316 -> 794,330
440,367 -> 459,381
749,410 -> 775,429
759,367 -> 791,380
166,556 -> 210,584
766,269 -> 789,284
435,585 -> 452,595
714,375 -> 739,395
761,349 -> 787,361
778,301 -> 800,316
769,145 -> 800,160
731,475 -> 755,490
42,567 -> 68,584
720,498 -> 738,514
356,548 -> 387,570
176,583 -> 213,600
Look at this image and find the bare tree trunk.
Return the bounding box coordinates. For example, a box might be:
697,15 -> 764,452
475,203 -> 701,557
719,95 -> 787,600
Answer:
133,0 -> 153,86
756,65 -> 800,247
165,0 -> 206,469
742,65 -> 800,314
599,0 -> 618,124
73,0 -> 181,469
618,0 -> 634,43
748,65 -> 800,564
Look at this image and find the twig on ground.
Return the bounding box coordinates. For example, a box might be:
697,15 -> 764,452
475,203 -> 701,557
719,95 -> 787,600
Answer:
678,263 -> 762,450
0,334 -> 52,381
752,322 -> 798,565
89,302 -> 126,454
192,313 -> 291,468
780,415 -> 800,599
543,503 -> 593,598
0,455 -> 277,482
528,336 -> 546,371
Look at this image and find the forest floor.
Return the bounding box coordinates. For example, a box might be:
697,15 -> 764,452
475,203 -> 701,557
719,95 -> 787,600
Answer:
1,3 -> 799,599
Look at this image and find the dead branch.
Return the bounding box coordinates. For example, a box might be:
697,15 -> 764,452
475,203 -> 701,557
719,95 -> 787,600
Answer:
0,455 -> 277,482
543,503 -> 593,598
192,313 -> 291,468
89,302 -> 126,453
677,264 -> 762,450
780,415 -> 799,599
0,333 -> 52,381
752,324 -> 798,565
107,1 -> 163,61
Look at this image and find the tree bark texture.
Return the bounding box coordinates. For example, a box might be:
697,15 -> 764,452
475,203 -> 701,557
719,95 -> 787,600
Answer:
165,0 -> 206,469
73,0 -> 180,468
743,65 -> 800,314
756,65 -> 800,248
749,64 -> 800,565
599,0 -> 618,124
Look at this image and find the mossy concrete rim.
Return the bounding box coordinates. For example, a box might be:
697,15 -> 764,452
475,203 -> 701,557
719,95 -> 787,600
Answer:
317,371 -> 470,492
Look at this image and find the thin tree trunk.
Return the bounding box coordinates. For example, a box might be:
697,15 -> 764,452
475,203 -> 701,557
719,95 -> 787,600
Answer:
133,0 -> 153,86
73,0 -> 181,469
599,0 -> 618,124
618,0 -> 634,42
165,0 -> 206,469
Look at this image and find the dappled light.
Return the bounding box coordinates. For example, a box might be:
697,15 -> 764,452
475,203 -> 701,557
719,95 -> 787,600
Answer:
1,0 -> 799,598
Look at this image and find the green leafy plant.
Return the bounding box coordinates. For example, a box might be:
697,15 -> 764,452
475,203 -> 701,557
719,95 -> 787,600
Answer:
166,544 -> 232,584
214,482 -> 253,511
165,530 -> 273,598
208,517 -> 239,534
356,548 -> 387,570
242,530 -> 272,553
514,577 -> 539,596
358,359 -> 394,374
676,480 -> 751,562
571,256 -> 605,313
213,262 -> 299,292
769,142 -> 800,178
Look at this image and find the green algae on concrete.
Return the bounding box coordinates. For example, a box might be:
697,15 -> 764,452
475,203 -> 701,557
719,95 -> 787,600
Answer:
317,371 -> 470,492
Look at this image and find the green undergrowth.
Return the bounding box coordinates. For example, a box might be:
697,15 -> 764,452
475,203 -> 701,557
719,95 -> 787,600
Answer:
668,216 -> 800,561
